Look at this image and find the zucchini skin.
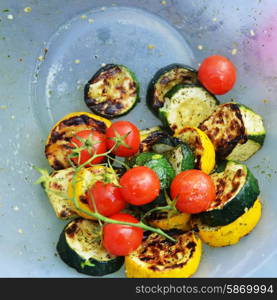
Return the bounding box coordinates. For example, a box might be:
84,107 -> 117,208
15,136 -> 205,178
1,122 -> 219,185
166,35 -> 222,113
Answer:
197,164 -> 260,227
147,64 -> 198,115
56,219 -> 124,276
84,64 -> 139,119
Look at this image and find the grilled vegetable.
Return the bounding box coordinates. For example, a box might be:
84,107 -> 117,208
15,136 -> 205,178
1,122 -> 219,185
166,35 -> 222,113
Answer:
152,135 -> 182,154
147,211 -> 191,231
45,112 -> 111,170
139,126 -> 169,153
84,64 -> 139,119
43,168 -> 77,219
125,230 -> 202,278
199,102 -> 266,161
159,84 -> 218,132
166,143 -> 195,174
127,152 -> 175,189
139,192 -> 167,213
147,64 -> 198,114
197,161 -> 260,227
175,127 -> 215,174
192,198 -> 262,247
67,166 -> 118,219
57,218 -> 124,276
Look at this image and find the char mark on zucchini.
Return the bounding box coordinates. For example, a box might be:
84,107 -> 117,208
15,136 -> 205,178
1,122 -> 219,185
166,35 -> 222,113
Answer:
84,64 -> 139,119
147,64 -> 198,114
199,102 -> 266,161
197,160 -> 260,226
139,126 -> 169,153
158,84 -> 219,132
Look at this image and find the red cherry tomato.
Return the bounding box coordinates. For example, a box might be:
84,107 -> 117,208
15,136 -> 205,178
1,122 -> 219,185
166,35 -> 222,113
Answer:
106,121 -> 140,157
119,166 -> 160,205
103,213 -> 143,256
87,181 -> 126,217
170,169 -> 216,214
69,130 -> 106,167
198,55 -> 236,95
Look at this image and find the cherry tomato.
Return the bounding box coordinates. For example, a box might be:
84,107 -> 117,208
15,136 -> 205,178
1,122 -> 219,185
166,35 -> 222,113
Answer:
87,181 -> 126,217
69,130 -> 106,167
119,166 -> 160,205
170,169 -> 216,214
103,213 -> 143,256
106,121 -> 140,157
198,55 -> 236,95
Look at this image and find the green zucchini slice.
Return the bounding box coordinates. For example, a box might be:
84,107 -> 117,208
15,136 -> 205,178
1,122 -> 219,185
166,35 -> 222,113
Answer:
128,152 -> 175,189
139,126 -> 169,153
159,84 -> 219,133
84,64 -> 139,119
147,64 -> 198,114
152,135 -> 182,154
165,143 -> 195,174
197,161 -> 260,227
57,218 -> 124,276
199,102 -> 266,161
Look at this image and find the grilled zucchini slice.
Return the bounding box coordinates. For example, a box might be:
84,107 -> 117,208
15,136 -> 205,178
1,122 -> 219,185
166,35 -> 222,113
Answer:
43,168 -> 78,219
139,126 -> 169,153
125,230 -> 202,278
45,112 -> 111,170
127,152 -> 175,189
192,198 -> 262,247
175,127 -> 215,174
147,211 -> 191,231
57,218 -> 124,276
166,143 -> 195,174
147,64 -> 198,114
68,166 -> 118,219
197,161 -> 260,227
84,64 -> 139,118
152,135 -> 182,154
159,84 -> 218,132
199,102 -> 266,161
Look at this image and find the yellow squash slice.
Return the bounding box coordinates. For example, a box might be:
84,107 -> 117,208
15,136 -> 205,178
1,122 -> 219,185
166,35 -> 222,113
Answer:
125,231 -> 202,278
174,126 -> 215,174
45,112 -> 111,170
68,166 -> 118,219
147,212 -> 191,231
192,198 -> 262,247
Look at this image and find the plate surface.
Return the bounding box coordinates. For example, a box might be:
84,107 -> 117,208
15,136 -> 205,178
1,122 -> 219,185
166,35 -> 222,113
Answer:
31,7 -> 194,135
0,0 -> 276,278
